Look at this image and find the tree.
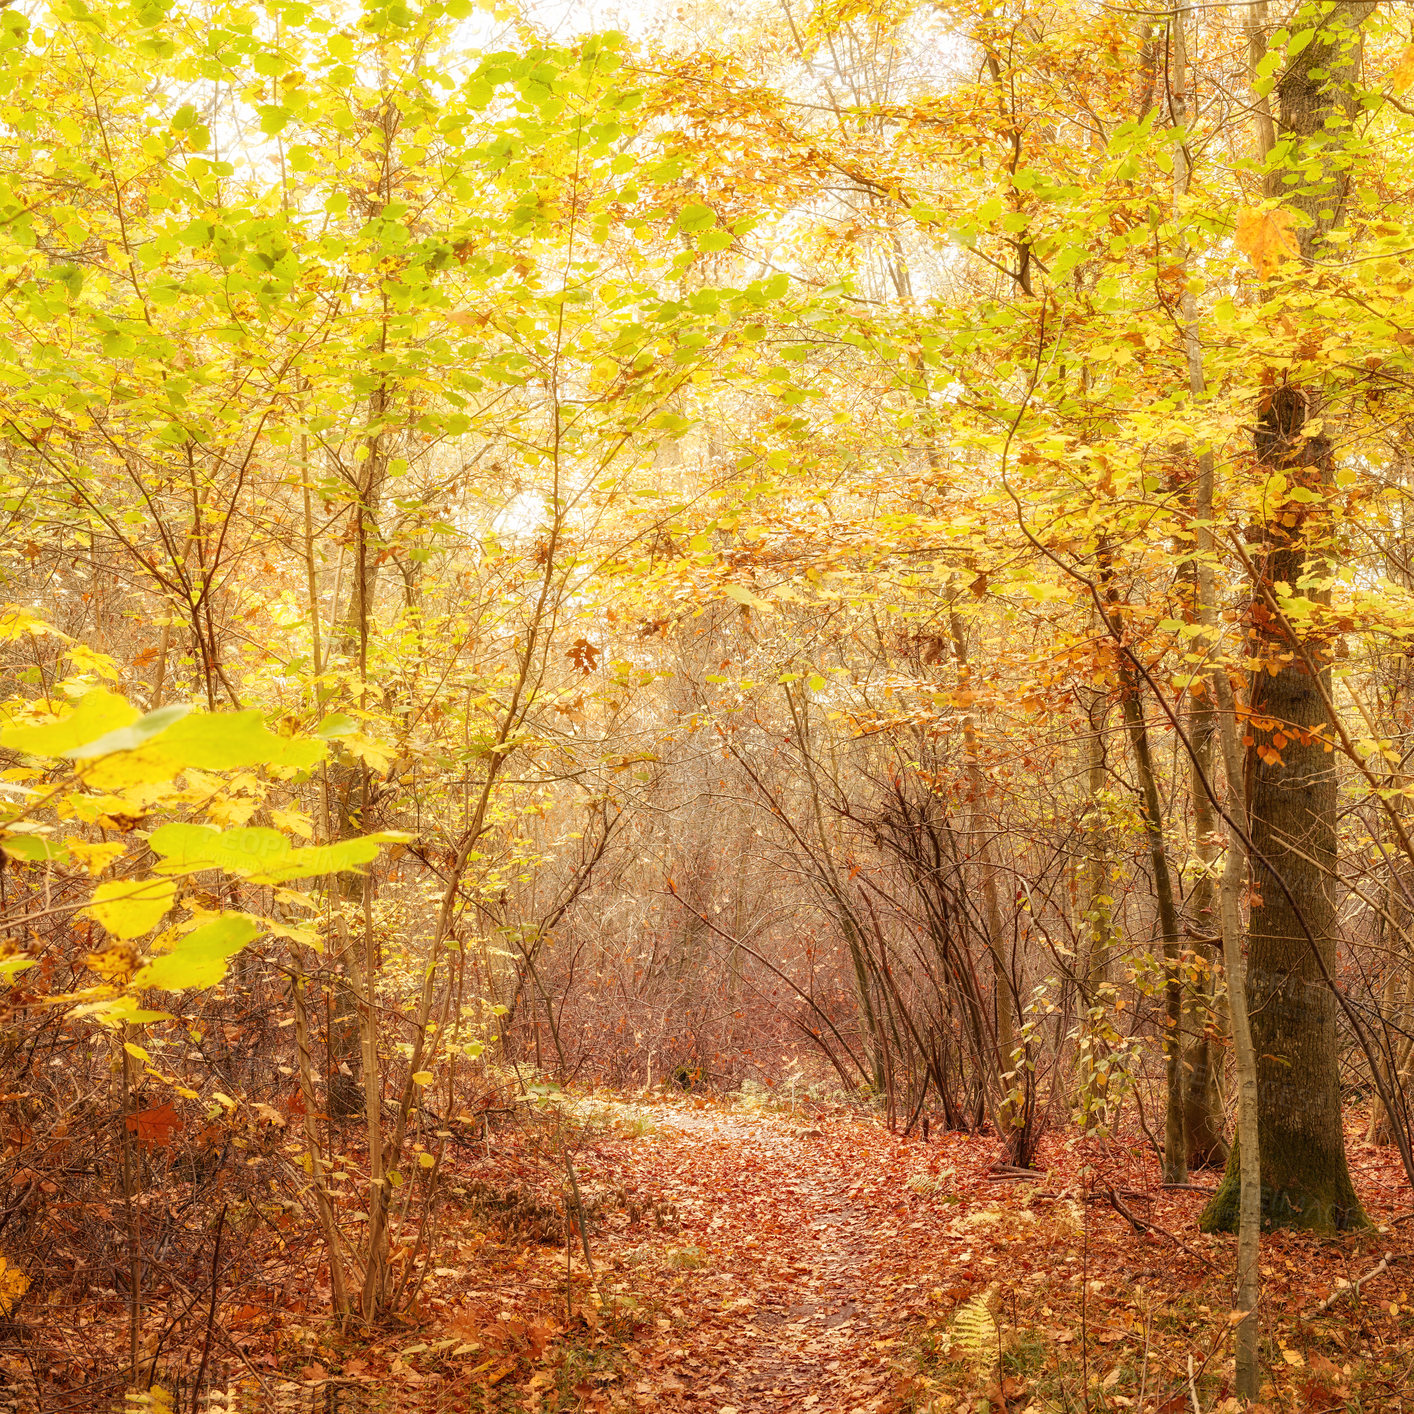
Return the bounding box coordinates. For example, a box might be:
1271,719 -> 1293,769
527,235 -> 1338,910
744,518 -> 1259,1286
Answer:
1202,0 -> 1376,1236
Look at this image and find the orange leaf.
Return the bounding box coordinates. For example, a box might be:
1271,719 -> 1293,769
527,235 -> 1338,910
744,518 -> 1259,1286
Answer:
1392,44 -> 1414,93
1235,207 -> 1300,278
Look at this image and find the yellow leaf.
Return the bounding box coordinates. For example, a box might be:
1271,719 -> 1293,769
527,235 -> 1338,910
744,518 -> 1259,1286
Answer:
1281,1348 -> 1304,1367
1,688 -> 136,757
82,877 -> 177,939
412,1071 -> 433,1085
1235,207 -> 1300,278
85,941 -> 139,983
1393,44 -> 1414,93
0,606 -> 65,644
0,1256 -> 29,1315
67,641 -> 122,681
721,583 -> 774,614
270,806 -> 314,840
342,732 -> 395,774
66,840 -> 128,876
265,919 -> 322,948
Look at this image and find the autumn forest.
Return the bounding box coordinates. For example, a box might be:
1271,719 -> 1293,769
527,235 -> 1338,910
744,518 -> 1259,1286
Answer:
1,0 -> 1413,1408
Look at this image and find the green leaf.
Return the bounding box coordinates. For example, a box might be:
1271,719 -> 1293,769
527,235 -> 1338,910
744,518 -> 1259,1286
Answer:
83,878 -> 177,939
1049,245 -> 1087,282
83,710 -> 327,788
1,689 -> 137,757
70,704 -> 192,760
160,711 -> 327,771
131,915 -> 261,991
147,823 -> 406,882
0,834 -> 70,865
677,203 -> 716,233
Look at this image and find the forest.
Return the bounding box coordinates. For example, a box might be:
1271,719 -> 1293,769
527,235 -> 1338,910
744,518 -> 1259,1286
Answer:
1,0 -> 1413,1407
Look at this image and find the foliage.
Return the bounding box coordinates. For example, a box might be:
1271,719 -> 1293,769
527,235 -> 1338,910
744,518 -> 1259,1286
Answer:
2,0 -> 1414,1399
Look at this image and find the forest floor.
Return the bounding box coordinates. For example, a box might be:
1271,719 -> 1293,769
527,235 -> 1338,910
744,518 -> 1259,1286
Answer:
56,1092 -> 1414,1413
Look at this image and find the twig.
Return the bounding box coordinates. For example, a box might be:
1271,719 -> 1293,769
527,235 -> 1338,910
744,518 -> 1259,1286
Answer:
119,1036 -> 140,1386
561,1139 -> 599,1291
1306,1251 -> 1392,1318
1137,1308 -> 1151,1412
1187,1352 -> 1201,1414
192,1205 -> 227,1413
1104,1186 -> 1217,1271
0,1174 -> 37,1240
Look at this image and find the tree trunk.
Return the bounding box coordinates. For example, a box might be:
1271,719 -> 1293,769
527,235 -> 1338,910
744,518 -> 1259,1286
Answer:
1114,664 -> 1186,1185
948,605 -> 1017,1082
1183,681 -> 1229,1170
1081,689 -> 1114,992
1169,0 -> 1261,1355
1366,868 -> 1413,1146
1203,0 -> 1374,1234
1200,386 -> 1366,1233
1100,562 -> 1186,1184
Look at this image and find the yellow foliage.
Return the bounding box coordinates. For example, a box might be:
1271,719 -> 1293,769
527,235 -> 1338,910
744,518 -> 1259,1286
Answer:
1235,207 -> 1300,278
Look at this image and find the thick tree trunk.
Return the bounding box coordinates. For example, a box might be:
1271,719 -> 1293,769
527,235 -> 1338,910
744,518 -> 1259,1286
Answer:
1200,389 -> 1366,1233
1203,0 -> 1374,1234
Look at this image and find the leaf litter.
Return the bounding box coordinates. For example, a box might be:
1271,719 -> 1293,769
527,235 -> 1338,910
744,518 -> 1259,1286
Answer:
63,1094 -> 1412,1413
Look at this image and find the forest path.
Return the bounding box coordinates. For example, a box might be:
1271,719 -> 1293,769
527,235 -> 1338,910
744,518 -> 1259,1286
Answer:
600,1100 -> 964,1414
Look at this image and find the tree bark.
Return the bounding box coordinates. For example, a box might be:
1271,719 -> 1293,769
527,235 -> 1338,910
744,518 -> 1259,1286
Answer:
1183,681 -> 1229,1170
1168,1 -> 1262,1354
1203,0 -> 1374,1234
1113,658 -> 1186,1185
1201,386 -> 1366,1232
948,604 -> 1016,1076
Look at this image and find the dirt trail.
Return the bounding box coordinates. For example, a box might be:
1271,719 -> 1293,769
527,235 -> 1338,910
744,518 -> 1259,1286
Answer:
604,1104 -> 951,1413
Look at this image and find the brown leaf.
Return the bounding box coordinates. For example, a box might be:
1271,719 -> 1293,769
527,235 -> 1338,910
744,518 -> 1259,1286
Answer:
126,1104 -> 184,1151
